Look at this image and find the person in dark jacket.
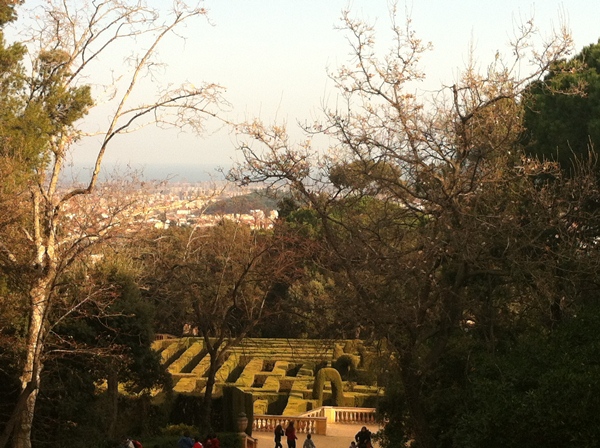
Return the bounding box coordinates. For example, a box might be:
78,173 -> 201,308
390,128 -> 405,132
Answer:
355,426 -> 371,448
274,424 -> 285,448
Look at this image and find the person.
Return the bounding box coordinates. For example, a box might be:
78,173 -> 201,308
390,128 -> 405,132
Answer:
302,433 -> 316,448
348,442 -> 357,448
192,436 -> 203,448
285,421 -> 298,448
205,433 -> 220,448
122,438 -> 142,448
355,426 -> 371,448
177,431 -> 194,448
274,424 -> 285,448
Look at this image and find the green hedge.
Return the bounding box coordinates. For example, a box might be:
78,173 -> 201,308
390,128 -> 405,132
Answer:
235,359 -> 263,387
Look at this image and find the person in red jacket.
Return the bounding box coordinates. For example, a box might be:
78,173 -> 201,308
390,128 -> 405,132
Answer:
285,421 -> 298,448
205,433 -> 220,448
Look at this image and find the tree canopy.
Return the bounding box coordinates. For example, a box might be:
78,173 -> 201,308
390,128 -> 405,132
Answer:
232,10 -> 600,448
523,39 -> 600,174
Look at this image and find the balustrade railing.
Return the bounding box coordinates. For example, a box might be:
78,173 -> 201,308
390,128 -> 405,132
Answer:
299,408 -> 324,419
252,415 -> 327,435
253,407 -> 376,435
326,407 -> 376,424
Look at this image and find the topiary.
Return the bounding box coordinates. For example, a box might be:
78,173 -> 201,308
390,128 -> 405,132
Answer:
333,354 -> 360,380
312,368 -> 344,406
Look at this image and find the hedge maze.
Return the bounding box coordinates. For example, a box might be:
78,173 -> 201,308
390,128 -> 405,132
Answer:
152,338 -> 384,415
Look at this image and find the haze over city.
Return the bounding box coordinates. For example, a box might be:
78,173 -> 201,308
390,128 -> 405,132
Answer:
13,0 -> 600,182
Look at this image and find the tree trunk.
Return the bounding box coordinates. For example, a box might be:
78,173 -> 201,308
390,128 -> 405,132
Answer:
12,277 -> 51,448
0,381 -> 36,448
200,355 -> 219,430
107,365 -> 119,440
400,364 -> 435,448
11,390 -> 38,448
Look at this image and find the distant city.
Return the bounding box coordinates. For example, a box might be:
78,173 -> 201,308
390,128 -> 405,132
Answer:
58,162 -> 281,232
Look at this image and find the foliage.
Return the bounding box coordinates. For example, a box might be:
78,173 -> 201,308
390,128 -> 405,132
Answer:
204,190 -> 279,215
16,258 -> 171,447
31,356 -> 105,448
145,431 -> 242,448
232,8 -> 590,448
453,304 -> 600,448
55,261 -> 169,391
333,354 -> 358,380
218,432 -> 244,448
523,39 -> 600,174
0,1 -> 20,26
312,367 -> 344,406
375,367 -> 410,448
139,221 -> 311,429
140,222 -> 307,338
0,347 -> 22,442
0,1 -> 225,445
2,1 -> 600,446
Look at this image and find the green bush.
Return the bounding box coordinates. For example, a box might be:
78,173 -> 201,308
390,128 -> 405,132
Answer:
218,432 -> 244,448
139,434 -> 178,448
452,310 -> 600,448
161,423 -> 197,436
333,354 -> 357,380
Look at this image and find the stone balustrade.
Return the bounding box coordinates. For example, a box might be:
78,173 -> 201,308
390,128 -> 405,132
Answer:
253,407 -> 376,435
252,415 -> 328,435
299,408 -> 324,419
325,407 -> 377,424
300,406 -> 376,424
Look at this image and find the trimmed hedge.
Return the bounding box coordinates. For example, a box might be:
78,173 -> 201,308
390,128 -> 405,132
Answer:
312,368 -> 344,407
235,359 -> 264,387
168,340 -> 204,374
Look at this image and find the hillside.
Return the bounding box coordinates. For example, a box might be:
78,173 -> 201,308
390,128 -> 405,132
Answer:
205,190 -> 279,215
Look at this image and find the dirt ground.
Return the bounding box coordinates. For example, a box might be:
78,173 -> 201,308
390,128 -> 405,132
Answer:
252,423 -> 380,448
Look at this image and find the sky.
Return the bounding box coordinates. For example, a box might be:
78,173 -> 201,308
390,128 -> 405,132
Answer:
14,1 -> 600,181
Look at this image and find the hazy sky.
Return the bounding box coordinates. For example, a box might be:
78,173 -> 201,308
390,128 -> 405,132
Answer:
20,1 -> 600,180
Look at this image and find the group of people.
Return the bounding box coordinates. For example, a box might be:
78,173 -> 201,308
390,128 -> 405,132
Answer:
123,423 -> 370,448
274,421 -> 315,448
177,431 -> 220,448
120,431 -> 219,448
274,421 -> 372,448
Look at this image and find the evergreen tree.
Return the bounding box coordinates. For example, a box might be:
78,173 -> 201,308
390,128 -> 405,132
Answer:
523,39 -> 600,175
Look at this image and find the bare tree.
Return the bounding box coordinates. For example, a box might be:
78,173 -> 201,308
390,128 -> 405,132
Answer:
230,8 -> 578,448
140,219 -> 310,430
0,2 -> 225,447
